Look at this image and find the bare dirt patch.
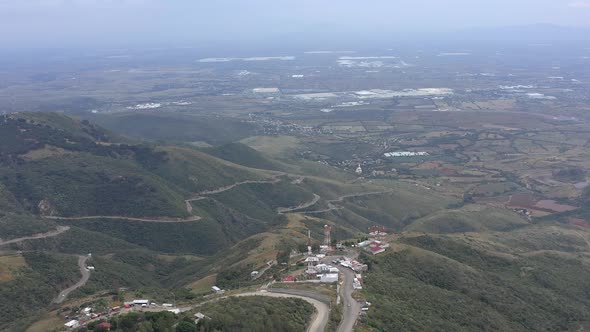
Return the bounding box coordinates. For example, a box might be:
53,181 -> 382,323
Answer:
533,200 -> 578,213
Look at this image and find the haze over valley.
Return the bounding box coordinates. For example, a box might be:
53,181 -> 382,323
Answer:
2,1 -> 590,331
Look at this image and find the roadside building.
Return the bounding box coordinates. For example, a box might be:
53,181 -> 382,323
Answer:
211,286 -> 224,294
320,273 -> 339,283
133,300 -> 150,306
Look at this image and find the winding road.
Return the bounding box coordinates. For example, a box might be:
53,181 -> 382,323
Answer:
0,226 -> 70,246
53,255 -> 91,304
38,174 -> 393,227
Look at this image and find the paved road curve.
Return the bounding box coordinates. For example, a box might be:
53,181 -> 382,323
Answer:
336,266 -> 362,332
53,255 -> 91,304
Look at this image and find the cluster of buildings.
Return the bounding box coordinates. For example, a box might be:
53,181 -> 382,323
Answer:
359,226 -> 390,255
359,240 -> 390,255
303,257 -> 340,283
63,304 -> 121,330
338,257 -> 368,273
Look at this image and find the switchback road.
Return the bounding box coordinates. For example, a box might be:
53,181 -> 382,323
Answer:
53,255 -> 91,304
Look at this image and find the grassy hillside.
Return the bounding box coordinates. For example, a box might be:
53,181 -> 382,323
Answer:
204,142 -> 281,171
151,146 -> 267,193
361,228 -> 590,331
0,252 -> 79,331
210,180 -> 315,221
405,205 -> 529,233
0,153 -> 189,217
0,112 -> 268,218
89,112 -> 258,145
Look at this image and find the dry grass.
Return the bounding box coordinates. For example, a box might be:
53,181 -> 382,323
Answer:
25,315 -> 63,332
240,136 -> 300,156
20,145 -> 72,161
188,274 -> 217,293
156,254 -> 203,263
0,254 -> 27,282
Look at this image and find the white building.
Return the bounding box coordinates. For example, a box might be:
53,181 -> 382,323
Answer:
212,286 -> 224,294
304,256 -> 320,266
133,300 -> 150,306
355,164 -> 363,175
64,320 -> 80,329
353,278 -> 363,290
320,273 -> 339,283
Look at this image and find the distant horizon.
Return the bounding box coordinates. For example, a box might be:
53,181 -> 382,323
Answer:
1,0 -> 590,48
1,23 -> 590,53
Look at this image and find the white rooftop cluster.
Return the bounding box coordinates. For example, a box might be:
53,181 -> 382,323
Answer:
353,88 -> 453,99
127,103 -> 161,110
252,87 -> 280,94
198,56 -> 295,63
384,151 -> 429,157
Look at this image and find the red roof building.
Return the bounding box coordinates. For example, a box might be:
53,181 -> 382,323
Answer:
282,276 -> 296,282
97,322 -> 112,331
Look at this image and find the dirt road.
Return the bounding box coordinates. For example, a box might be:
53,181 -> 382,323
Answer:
277,194 -> 321,214
44,215 -> 201,223
53,255 -> 91,304
0,226 -> 70,246
302,190 -> 393,214
185,176 -> 283,213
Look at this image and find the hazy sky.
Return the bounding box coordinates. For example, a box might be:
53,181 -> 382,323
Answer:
1,0 -> 589,47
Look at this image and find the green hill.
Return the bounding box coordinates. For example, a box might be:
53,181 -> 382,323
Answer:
362,230 -> 590,331
0,112 -> 266,218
